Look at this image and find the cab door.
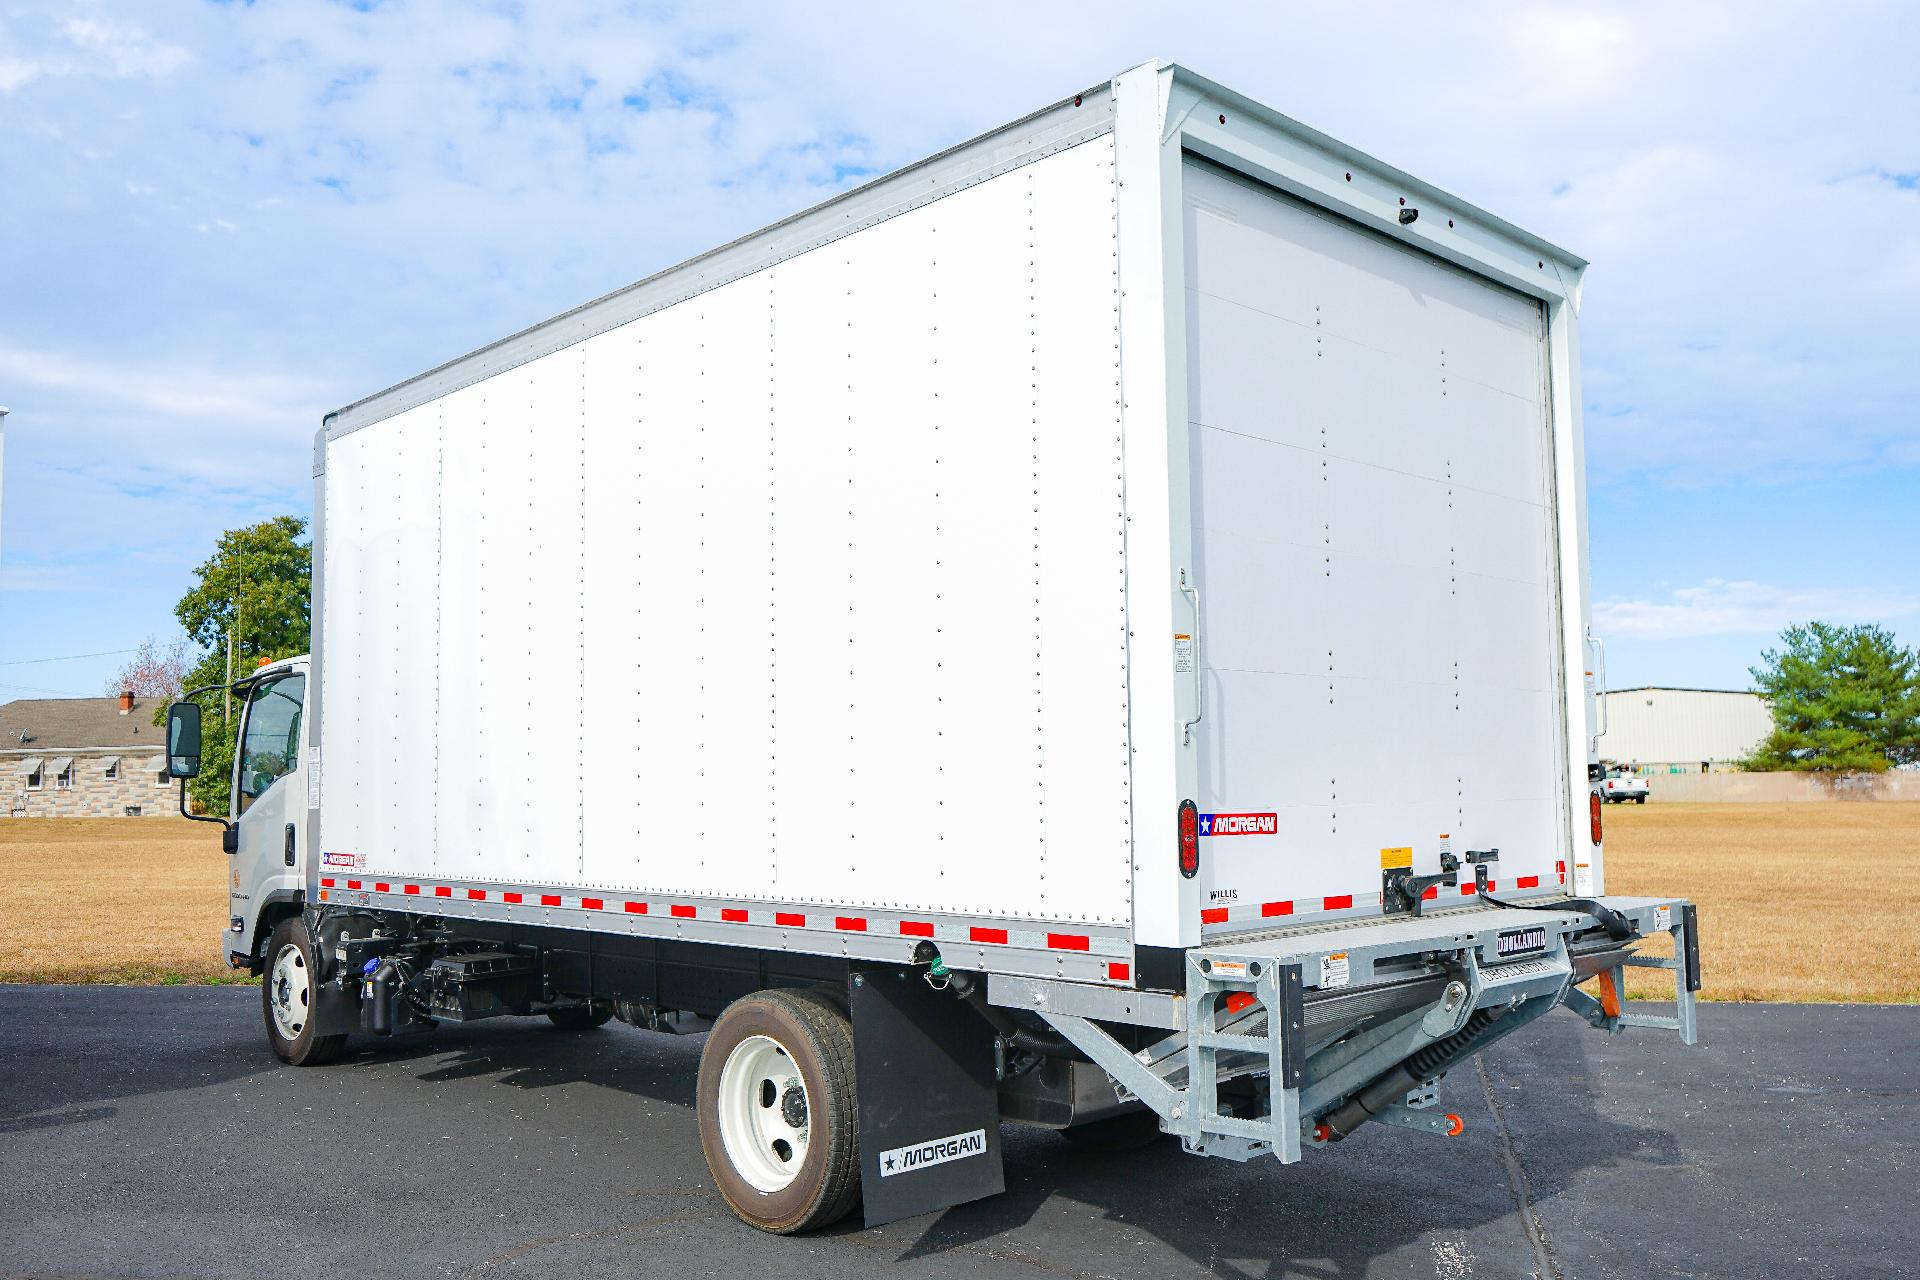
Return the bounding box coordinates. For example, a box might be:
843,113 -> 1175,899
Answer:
231,666 -> 308,962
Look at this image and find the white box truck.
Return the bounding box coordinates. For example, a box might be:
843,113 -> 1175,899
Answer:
167,60 -> 1700,1233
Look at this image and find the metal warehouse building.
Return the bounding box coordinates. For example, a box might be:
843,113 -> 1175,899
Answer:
1598,687 -> 1772,773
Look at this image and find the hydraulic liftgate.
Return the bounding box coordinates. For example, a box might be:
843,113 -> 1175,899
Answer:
990,896 -> 1698,1161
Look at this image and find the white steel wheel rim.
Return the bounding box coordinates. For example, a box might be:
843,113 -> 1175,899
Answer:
717,1034 -> 810,1193
269,943 -> 310,1040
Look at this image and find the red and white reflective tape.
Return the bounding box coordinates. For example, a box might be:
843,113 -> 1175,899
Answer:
314,868 -> 1116,973
1194,862 -> 1570,929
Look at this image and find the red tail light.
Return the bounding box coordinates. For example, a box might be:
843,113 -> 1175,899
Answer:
1178,800 -> 1200,879
1589,791 -> 1603,845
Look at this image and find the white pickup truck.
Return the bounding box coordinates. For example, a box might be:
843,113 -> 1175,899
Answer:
1602,771 -> 1651,804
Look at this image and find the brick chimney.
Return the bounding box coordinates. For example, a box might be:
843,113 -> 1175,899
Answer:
118,689 -> 135,714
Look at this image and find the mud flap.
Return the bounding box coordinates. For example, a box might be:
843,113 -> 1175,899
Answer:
849,961 -> 1004,1227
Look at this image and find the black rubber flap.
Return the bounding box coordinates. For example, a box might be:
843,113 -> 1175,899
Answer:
849,961 -> 1004,1227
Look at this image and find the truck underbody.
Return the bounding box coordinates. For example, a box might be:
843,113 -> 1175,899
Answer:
265,890 -> 1698,1228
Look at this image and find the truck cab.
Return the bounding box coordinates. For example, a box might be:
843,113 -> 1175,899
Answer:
217,656 -> 311,971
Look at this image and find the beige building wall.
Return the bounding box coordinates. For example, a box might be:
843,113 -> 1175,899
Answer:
6,751 -> 174,818
1599,687 -> 1772,772
1642,770 -> 1920,802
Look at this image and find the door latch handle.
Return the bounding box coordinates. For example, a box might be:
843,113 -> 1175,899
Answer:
284,823 -> 297,867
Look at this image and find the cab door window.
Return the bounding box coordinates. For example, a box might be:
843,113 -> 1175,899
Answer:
238,673 -> 305,813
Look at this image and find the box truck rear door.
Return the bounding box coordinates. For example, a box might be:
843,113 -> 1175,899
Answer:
1181,157 -> 1567,931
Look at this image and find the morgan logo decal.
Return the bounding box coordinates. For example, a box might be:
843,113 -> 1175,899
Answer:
1199,812 -> 1277,837
321,851 -> 361,868
878,1128 -> 987,1177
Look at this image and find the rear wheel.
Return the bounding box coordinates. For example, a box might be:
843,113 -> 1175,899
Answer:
1635,795 -> 1647,804
697,989 -> 861,1233
262,917 -> 347,1066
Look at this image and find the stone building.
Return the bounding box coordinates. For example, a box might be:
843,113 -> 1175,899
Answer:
2,691 -> 178,818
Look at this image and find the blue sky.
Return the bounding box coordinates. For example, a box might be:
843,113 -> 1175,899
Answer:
1,1 -> 1916,700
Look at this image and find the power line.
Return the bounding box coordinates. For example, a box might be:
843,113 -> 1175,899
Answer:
0,678 -> 89,697
0,646 -> 142,667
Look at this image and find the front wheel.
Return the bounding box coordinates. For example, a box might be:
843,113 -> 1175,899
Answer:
696,989 -> 861,1233
262,917 -> 347,1066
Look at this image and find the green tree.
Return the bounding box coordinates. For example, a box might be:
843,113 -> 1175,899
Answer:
1745,622 -> 1920,772
162,517 -> 312,814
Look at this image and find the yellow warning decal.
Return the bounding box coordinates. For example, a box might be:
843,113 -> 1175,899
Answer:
1379,846 -> 1413,870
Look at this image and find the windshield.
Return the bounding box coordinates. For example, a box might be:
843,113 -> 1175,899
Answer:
237,672 -> 305,813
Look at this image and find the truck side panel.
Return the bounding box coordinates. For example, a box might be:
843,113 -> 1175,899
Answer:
318,137 -> 1133,929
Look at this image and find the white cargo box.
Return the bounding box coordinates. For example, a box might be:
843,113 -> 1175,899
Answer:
312,61 -> 1598,989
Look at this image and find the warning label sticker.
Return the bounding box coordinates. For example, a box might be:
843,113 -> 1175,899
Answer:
1200,812 -> 1278,837
1319,952 -> 1351,989
878,1128 -> 988,1178
1173,633 -> 1196,675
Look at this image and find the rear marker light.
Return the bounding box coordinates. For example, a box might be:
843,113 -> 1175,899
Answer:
1107,962 -> 1130,982
1590,792 -> 1603,844
1178,799 -> 1200,879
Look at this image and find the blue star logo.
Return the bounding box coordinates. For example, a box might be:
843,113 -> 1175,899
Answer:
1199,814 -> 1213,836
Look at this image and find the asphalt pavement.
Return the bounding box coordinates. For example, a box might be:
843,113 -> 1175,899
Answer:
0,986 -> 1911,1279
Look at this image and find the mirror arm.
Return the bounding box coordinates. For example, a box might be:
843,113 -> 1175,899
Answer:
179,779 -> 230,830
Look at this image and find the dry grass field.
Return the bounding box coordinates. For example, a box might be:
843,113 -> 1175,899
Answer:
1604,802 -> 1920,1003
3,806 -> 1917,1000
0,818 -> 239,985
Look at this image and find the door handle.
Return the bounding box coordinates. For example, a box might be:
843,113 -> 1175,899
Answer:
284,823 -> 297,868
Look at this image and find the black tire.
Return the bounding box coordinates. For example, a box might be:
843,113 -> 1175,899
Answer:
697,988 -> 861,1233
262,917 -> 347,1066
1059,1108 -> 1166,1152
1635,795 -> 1647,804
546,1004 -> 613,1030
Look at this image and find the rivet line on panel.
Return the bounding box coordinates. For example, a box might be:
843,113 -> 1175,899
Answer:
1027,166 -> 1046,900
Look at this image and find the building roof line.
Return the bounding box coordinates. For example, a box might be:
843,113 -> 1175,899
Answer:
1603,686 -> 1763,696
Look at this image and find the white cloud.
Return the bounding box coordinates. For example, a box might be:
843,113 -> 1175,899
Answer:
57,17 -> 186,79
1595,580 -> 1920,641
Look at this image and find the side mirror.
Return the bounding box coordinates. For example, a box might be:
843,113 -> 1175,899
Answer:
166,701 -> 203,778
